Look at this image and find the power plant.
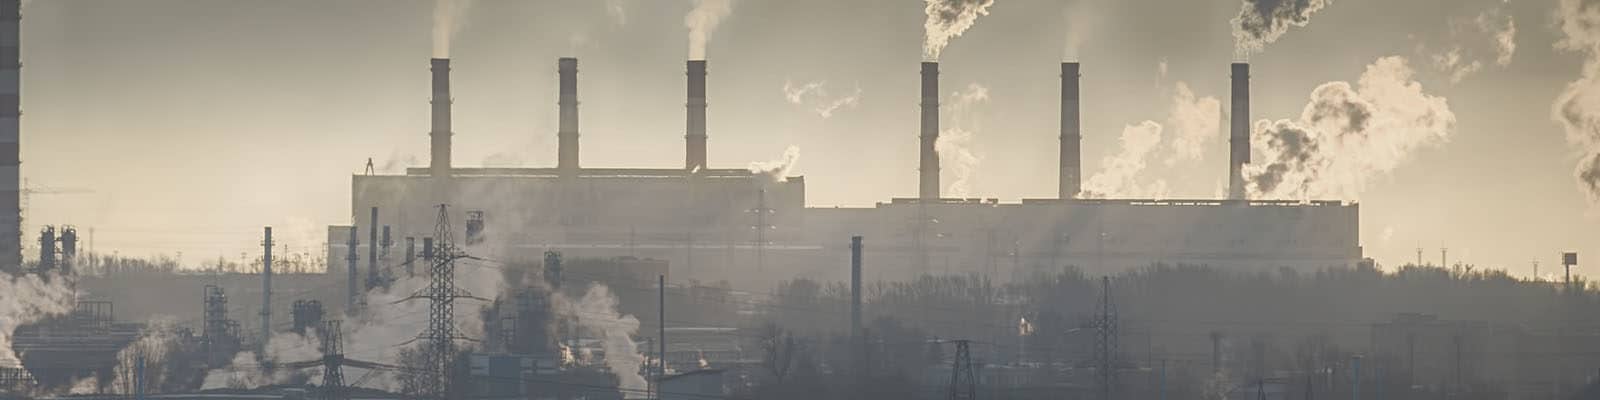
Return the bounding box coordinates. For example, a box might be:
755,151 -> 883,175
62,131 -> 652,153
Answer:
337,57 -> 1359,287
14,1 -> 1600,400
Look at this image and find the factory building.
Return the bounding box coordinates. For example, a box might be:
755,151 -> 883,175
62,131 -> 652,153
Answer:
336,57 -> 1361,286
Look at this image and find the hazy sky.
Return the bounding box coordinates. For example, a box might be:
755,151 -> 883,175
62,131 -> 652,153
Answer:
19,0 -> 1595,277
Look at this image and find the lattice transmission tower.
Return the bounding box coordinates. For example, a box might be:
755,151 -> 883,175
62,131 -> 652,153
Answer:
1093,276 -> 1119,400
403,204 -> 480,399
319,320 -> 344,400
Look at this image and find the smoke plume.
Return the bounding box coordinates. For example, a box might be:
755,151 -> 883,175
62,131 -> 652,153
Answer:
1231,0 -> 1333,57
553,285 -> 646,397
0,272 -> 75,364
923,0 -> 996,61
1423,1 -> 1516,83
749,145 -> 801,184
938,83 -> 991,198
1061,0 -> 1097,61
1554,0 -> 1600,204
1167,82 -> 1223,165
1244,56 -> 1454,201
606,0 -> 629,25
782,80 -> 863,119
685,0 -> 733,60
432,0 -> 475,58
1081,121 -> 1170,199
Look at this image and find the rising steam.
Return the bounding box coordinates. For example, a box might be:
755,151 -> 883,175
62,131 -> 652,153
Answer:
1167,82 -> 1223,165
923,0 -> 996,61
554,285 -> 647,397
1554,0 -> 1600,205
1424,1 -> 1516,83
1231,0 -> 1333,57
749,145 -> 801,184
1081,121 -> 1170,199
432,0 -> 475,58
1061,0 -> 1097,61
606,0 -> 630,26
938,83 -> 991,198
0,272 -> 75,365
1244,56 -> 1454,201
782,80 -> 863,119
685,0 -> 734,60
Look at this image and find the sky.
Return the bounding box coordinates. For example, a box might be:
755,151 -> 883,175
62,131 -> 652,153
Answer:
17,0 -> 1598,277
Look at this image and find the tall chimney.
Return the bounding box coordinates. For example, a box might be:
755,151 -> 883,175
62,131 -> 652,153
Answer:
1060,62 -> 1081,199
430,58 -> 453,178
920,62 -> 941,201
0,0 -> 20,271
1229,63 -> 1250,200
686,60 -> 708,172
261,226 -> 272,348
558,58 -> 580,172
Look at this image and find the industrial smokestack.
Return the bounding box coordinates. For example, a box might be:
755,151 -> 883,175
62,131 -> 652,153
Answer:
1061,62 -> 1081,199
558,57 -> 580,172
1229,62 -> 1250,200
686,60 -> 708,172
261,226 -> 272,349
920,62 -> 940,201
1,0 -> 20,270
430,58 -> 453,178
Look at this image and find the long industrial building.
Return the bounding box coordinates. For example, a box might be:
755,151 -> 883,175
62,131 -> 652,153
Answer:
334,57 -> 1361,287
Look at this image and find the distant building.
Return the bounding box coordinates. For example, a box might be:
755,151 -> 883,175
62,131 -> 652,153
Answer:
658,369 -> 725,400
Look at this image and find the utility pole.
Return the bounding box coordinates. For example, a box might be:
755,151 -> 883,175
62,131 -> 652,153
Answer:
1211,331 -> 1223,375
948,339 -> 976,400
658,274 -> 667,400
134,347 -> 146,400
405,237 -> 416,278
345,226 -> 358,310
1352,355 -> 1362,400
261,226 -> 273,350
850,236 -> 864,343
750,189 -> 772,271
367,207 -> 380,290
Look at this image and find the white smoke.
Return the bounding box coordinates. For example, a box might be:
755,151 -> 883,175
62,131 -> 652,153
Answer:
1081,121 -> 1170,199
1167,82 -> 1223,165
749,145 -> 801,184
1244,56 -> 1454,201
782,80 -> 862,119
1554,0 -> 1600,205
1424,1 -> 1516,83
685,0 -> 734,60
103,317 -> 183,394
606,0 -> 629,25
1061,0 -> 1097,61
0,272 -> 75,364
553,285 -> 646,398
1231,0 -> 1334,57
923,0 -> 996,61
432,0 -> 475,58
938,83 -> 990,198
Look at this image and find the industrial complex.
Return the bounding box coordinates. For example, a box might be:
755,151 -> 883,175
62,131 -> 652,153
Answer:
336,57 -> 1360,291
17,1 -> 1600,400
